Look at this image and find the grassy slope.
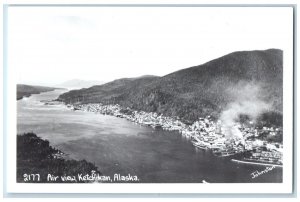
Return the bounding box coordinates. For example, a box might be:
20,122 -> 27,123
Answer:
17,133 -> 101,183
58,49 -> 283,125
17,84 -> 60,100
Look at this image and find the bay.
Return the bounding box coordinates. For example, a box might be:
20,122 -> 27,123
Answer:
17,89 -> 282,183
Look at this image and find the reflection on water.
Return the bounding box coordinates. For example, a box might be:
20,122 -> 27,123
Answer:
17,90 -> 282,183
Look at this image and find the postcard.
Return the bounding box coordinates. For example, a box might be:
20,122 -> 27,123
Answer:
3,2 -> 295,195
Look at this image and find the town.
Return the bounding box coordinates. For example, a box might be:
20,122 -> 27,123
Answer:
66,102 -> 283,166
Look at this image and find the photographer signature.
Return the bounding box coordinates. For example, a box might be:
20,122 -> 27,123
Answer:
250,165 -> 276,179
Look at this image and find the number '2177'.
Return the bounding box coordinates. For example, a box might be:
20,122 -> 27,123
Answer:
23,174 -> 40,182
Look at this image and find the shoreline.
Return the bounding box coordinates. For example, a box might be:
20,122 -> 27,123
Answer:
61,102 -> 283,164
17,88 -> 65,101
17,133 -> 102,183
231,159 -> 283,168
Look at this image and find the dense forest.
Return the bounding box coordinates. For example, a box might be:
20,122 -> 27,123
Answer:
17,133 -> 101,183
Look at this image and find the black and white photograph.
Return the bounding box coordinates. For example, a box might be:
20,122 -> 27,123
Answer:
3,2 -> 295,195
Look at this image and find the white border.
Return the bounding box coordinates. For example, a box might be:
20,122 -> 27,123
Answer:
3,3 -> 295,195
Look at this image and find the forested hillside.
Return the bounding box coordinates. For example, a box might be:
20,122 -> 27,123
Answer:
58,49 -> 283,125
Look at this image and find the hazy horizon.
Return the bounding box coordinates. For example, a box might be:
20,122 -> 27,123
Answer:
17,48 -> 281,87
18,78 -> 107,87
8,7 -> 292,86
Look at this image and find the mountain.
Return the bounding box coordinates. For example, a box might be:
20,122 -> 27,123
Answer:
57,79 -> 105,90
58,49 -> 283,125
58,75 -> 159,104
17,84 -> 60,100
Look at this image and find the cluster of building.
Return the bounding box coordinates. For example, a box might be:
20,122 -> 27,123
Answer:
52,151 -> 66,159
68,103 -> 283,166
244,149 -> 282,165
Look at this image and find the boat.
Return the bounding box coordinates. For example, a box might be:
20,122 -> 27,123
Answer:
192,141 -> 208,150
73,107 -> 80,111
195,145 -> 208,150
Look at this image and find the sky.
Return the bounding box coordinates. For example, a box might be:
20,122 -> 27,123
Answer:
8,6 -> 293,86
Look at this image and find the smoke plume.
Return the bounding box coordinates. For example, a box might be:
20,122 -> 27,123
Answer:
220,82 -> 271,140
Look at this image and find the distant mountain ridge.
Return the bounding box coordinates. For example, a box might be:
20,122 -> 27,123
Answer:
17,84 -> 60,100
58,49 -> 283,125
57,79 -> 105,90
